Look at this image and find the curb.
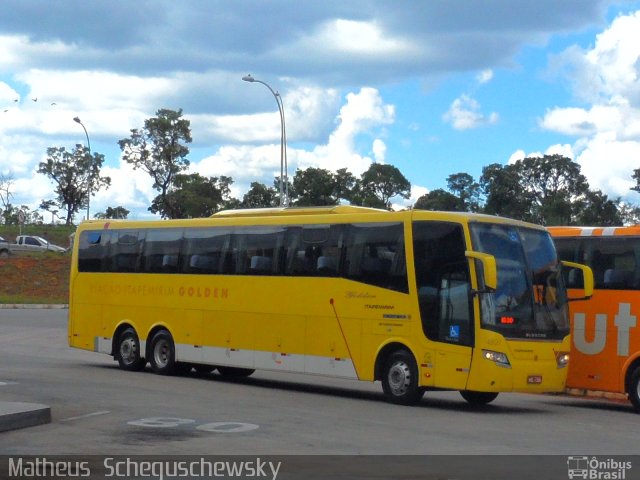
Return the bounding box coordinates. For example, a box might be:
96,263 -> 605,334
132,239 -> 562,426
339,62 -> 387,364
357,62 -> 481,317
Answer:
0,402 -> 51,433
0,304 -> 68,309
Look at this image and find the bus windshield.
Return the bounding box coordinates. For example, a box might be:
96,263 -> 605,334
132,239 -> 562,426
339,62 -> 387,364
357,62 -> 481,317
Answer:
470,223 -> 569,340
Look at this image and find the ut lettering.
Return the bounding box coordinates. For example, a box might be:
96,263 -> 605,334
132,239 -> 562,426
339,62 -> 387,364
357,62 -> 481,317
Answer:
573,303 -> 637,356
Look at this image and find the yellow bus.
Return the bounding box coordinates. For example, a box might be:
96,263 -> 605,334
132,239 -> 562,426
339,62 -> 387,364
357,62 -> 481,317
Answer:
550,226 -> 640,411
68,206 -> 592,405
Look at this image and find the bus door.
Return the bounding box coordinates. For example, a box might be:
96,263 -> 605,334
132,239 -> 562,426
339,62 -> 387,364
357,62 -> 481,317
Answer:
413,221 -> 473,390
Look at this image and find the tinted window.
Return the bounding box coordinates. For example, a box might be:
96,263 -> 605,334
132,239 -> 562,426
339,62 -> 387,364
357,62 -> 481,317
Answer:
344,223 -> 408,293
182,227 -> 231,274
413,221 -> 472,345
141,229 -> 183,273
109,230 -> 143,273
555,236 -> 640,290
286,224 -> 345,277
78,230 -> 110,272
233,226 -> 287,275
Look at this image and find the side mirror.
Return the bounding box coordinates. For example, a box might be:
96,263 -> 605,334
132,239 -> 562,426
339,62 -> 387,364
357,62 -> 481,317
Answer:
561,260 -> 594,301
465,251 -> 497,291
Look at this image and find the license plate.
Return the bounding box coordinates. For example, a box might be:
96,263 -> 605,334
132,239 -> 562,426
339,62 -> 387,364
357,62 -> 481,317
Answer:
527,375 -> 543,384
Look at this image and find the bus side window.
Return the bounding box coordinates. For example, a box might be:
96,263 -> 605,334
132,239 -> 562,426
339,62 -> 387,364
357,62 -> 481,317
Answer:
234,226 -> 286,276
110,230 -> 143,273
78,230 -> 109,272
584,237 -> 639,290
141,228 -> 183,273
344,223 -> 408,293
182,227 -> 230,274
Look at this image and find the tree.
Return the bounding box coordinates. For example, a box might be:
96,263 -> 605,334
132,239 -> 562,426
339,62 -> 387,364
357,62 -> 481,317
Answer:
0,174 -> 14,224
95,206 -> 130,219
574,190 -> 623,226
118,108 -> 192,218
292,168 -> 338,206
480,163 -> 533,221
446,172 -> 481,212
150,173 -> 235,219
333,168 -> 356,204
517,154 -> 589,225
414,189 -> 465,211
39,199 -> 61,224
354,163 -> 411,209
242,182 -> 278,208
38,145 -> 111,225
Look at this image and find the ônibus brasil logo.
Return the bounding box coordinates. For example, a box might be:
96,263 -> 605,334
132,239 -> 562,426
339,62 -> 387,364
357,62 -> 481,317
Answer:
567,456 -> 632,480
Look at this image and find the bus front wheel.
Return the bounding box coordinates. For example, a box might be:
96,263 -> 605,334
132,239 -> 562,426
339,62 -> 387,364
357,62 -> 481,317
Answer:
460,390 -> 499,405
115,328 -> 146,371
149,330 -> 177,375
627,366 -> 640,412
381,350 -> 424,405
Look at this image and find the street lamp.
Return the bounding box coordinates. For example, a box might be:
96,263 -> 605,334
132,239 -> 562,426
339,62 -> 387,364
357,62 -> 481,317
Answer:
73,116 -> 92,220
242,74 -> 288,207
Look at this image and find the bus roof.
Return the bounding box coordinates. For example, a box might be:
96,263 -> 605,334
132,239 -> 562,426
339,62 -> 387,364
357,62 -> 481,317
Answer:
77,208 -> 548,231
548,225 -> 640,237
211,205 -> 387,217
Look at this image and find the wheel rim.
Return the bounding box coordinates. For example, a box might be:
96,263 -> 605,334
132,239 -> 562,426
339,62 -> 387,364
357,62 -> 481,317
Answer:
119,336 -> 138,365
388,360 -> 412,396
154,338 -> 171,368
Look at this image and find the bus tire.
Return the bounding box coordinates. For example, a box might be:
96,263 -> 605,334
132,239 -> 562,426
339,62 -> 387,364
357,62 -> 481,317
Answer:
115,328 -> 146,371
460,390 -> 499,405
149,330 -> 177,375
217,366 -> 255,378
627,366 -> 640,412
381,350 -> 424,405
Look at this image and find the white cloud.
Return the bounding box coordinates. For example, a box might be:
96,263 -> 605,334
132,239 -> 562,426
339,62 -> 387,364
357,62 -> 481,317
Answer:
277,19 -> 420,59
540,10 -> 640,201
477,69 -> 494,84
193,87 -> 394,201
443,94 -> 499,130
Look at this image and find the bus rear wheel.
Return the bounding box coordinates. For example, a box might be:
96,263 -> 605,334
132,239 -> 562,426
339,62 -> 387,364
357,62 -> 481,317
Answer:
460,390 -> 499,405
381,350 -> 424,405
149,330 -> 177,375
115,328 -> 146,371
627,366 -> 640,412
217,366 -> 255,378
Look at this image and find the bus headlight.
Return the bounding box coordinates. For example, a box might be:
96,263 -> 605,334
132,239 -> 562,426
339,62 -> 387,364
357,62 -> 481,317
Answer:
482,349 -> 511,368
555,351 -> 570,368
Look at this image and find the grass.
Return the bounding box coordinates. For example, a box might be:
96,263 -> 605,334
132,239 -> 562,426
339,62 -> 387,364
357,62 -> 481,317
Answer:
0,225 -> 75,304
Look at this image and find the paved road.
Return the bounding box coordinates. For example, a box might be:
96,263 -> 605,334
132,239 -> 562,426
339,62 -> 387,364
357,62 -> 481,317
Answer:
0,309 -> 636,456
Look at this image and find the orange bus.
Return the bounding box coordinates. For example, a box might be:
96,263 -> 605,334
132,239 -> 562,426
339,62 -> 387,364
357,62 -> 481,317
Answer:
550,226 -> 640,411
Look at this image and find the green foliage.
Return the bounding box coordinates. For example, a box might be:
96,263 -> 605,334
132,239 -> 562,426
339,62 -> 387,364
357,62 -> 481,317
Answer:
291,168 -> 338,206
354,163 -> 411,210
150,173 -> 234,219
118,108 -> 192,218
95,206 -> 130,219
414,189 -> 465,211
447,173 -> 481,212
38,145 -> 111,225
242,182 -> 278,208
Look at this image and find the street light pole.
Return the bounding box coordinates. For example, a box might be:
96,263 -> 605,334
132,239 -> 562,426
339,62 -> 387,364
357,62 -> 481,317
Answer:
242,74 -> 288,207
73,116 -> 91,220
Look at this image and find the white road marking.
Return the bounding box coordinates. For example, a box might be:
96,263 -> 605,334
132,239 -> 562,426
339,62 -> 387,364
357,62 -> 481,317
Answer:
196,422 -> 259,433
60,410 -> 111,422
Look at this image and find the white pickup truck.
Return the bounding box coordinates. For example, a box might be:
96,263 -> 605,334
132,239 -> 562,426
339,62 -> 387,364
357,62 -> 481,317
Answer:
11,235 -> 66,254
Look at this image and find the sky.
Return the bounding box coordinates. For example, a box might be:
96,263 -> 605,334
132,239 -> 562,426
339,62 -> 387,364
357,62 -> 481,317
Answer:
1,0 -> 640,222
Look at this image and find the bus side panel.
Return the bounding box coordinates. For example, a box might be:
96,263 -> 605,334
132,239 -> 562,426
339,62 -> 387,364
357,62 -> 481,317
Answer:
567,290 -> 640,393
69,302 -> 101,352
